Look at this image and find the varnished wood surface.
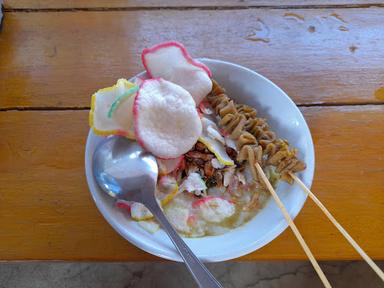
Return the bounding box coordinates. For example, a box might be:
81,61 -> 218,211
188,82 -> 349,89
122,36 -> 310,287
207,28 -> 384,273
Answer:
1,2 -> 383,261
1,8 -> 384,109
4,0 -> 384,9
0,106 -> 383,261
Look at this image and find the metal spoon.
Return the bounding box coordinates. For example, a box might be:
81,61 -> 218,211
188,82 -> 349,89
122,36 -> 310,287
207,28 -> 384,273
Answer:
93,136 -> 223,288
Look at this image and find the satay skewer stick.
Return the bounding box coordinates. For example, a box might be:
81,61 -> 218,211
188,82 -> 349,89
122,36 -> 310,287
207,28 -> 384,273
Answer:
255,163 -> 332,288
289,172 -> 384,282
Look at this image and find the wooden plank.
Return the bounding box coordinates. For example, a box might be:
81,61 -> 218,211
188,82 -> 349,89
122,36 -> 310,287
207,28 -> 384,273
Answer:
4,0 -> 384,9
1,9 -> 383,109
0,106 -> 383,261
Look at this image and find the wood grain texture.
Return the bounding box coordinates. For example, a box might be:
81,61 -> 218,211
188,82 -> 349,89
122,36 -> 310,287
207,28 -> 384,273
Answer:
1,9 -> 384,108
4,0 -> 384,9
0,106 -> 383,261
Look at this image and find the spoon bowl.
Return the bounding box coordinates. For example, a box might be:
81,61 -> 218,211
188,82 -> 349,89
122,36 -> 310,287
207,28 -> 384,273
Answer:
92,136 -> 223,288
93,137 -> 158,203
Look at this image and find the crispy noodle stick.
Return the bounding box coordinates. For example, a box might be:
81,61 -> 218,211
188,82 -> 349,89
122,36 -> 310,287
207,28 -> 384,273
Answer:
255,163 -> 332,288
289,172 -> 384,282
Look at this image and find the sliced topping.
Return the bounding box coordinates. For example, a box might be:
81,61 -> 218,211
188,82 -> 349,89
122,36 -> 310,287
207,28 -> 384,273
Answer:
115,200 -> 131,213
223,166 -> 236,187
193,196 -> 235,223
89,78 -> 137,139
199,117 -> 234,166
207,126 -> 225,144
180,172 -> 207,196
198,100 -> 214,115
156,175 -> 179,206
202,117 -> 221,138
225,136 -> 238,151
134,78 -> 202,159
199,137 -> 234,166
164,205 -> 192,234
157,156 -> 184,176
141,41 -> 212,105
211,158 -> 225,169
130,202 -> 153,221
138,220 -> 160,234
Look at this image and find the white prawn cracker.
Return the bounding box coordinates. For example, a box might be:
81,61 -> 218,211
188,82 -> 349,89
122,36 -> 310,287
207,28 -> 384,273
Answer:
89,78 -> 137,139
141,41 -> 213,105
134,78 -> 202,159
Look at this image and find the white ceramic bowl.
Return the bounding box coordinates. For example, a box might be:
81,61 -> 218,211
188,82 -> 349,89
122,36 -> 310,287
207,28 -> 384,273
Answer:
85,59 -> 315,262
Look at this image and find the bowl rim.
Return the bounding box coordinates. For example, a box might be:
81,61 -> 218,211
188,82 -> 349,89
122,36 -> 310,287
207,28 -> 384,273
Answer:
84,58 -> 315,262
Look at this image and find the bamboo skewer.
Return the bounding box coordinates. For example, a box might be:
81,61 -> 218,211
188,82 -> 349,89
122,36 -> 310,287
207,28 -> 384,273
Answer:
255,163 -> 332,288
289,172 -> 384,282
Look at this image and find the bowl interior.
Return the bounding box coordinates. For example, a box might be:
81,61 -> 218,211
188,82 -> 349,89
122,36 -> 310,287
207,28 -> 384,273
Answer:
85,59 -> 315,262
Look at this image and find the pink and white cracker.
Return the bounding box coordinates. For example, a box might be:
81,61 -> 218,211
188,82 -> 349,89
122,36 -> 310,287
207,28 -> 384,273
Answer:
142,41 -> 212,105
134,78 -> 202,159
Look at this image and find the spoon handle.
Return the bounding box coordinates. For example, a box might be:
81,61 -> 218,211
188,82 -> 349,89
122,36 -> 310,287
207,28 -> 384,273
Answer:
146,202 -> 223,288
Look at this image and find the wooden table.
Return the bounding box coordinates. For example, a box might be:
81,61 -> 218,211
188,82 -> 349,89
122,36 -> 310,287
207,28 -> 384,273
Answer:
0,0 -> 383,261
